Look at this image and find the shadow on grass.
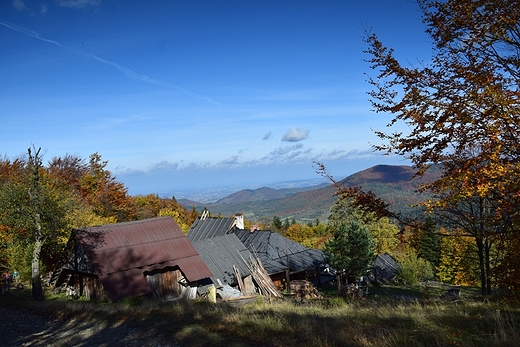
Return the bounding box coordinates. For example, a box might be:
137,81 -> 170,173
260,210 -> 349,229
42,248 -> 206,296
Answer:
2,289 -> 520,347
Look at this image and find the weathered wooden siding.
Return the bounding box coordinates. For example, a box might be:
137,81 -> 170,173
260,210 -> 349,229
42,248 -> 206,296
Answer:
146,269 -> 184,299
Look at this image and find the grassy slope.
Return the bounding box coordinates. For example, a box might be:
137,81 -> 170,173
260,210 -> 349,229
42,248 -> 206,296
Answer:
2,285 -> 520,347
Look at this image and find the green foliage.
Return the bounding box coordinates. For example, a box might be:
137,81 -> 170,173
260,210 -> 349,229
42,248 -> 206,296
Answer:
283,218 -> 290,230
328,195 -> 399,255
323,221 -> 375,281
327,196 -> 368,230
0,156 -> 72,278
272,215 -> 282,232
418,216 -> 441,271
395,249 -> 434,286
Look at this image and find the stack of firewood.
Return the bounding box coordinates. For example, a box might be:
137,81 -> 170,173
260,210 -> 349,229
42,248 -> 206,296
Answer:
290,280 -> 320,299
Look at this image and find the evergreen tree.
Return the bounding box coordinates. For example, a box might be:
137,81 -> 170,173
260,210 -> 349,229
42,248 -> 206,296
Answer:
323,221 -> 375,293
272,215 -> 282,232
418,216 -> 441,271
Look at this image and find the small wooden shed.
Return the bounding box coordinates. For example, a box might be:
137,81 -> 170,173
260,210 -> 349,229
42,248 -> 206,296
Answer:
51,217 -> 213,302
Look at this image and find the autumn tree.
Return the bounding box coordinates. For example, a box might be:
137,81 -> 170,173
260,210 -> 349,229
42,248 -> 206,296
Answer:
47,154 -> 118,230
130,194 -> 197,232
80,153 -> 134,222
437,228 -> 479,286
47,154 -> 88,193
132,194 -> 164,220
494,231 -> 520,296
1,149 -> 138,299
285,223 -> 317,248
364,0 -> 520,295
0,148 -> 72,300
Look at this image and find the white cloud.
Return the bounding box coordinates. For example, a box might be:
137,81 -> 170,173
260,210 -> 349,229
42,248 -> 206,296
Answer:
262,144 -> 304,162
317,148 -> 378,161
282,127 -> 309,142
262,131 -> 272,140
151,161 -> 179,171
218,155 -> 240,166
12,0 -> 27,11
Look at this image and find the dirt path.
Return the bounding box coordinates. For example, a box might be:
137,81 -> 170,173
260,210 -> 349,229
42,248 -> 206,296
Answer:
0,306 -> 179,347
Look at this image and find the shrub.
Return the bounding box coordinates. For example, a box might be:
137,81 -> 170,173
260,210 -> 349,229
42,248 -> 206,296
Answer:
396,249 -> 434,286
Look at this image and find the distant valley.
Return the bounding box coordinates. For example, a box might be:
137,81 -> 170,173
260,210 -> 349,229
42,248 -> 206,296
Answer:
178,164 -> 441,224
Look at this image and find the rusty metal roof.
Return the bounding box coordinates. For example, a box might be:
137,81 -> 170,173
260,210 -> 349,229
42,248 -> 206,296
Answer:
73,217 -> 213,301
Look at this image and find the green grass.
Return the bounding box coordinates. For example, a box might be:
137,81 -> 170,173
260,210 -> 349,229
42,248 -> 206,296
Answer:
2,285 -> 520,347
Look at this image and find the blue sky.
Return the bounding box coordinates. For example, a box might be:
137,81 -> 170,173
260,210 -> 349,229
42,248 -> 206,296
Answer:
1,0 -> 430,197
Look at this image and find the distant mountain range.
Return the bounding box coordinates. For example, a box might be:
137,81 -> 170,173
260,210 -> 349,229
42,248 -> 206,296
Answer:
178,164 -> 441,224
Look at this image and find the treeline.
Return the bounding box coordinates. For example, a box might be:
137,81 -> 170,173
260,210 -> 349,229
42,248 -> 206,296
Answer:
0,149 -> 197,291
268,196 -> 480,291
0,146 -> 511,299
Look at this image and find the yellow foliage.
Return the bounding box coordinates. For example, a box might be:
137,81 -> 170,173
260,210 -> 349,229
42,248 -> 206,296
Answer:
158,208 -> 190,233
367,217 -> 400,255
285,223 -> 315,245
437,229 -> 479,286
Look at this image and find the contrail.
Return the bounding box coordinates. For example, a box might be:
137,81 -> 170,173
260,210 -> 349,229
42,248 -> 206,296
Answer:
0,20 -> 219,104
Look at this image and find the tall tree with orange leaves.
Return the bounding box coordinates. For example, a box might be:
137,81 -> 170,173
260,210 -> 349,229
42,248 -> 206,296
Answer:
364,0 -> 520,295
79,153 -> 134,222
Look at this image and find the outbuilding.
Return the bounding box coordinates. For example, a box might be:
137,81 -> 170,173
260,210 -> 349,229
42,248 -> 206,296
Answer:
51,217 -> 213,302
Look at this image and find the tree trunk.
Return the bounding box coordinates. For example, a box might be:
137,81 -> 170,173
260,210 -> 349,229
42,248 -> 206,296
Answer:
28,147 -> 44,301
32,236 -> 44,301
485,240 -> 492,296
476,238 -> 487,296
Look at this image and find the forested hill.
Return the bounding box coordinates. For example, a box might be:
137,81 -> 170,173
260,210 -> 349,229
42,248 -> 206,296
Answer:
214,185 -> 329,205
179,164 -> 441,224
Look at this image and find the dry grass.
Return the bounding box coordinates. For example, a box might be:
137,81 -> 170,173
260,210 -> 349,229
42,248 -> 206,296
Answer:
3,286 -> 520,347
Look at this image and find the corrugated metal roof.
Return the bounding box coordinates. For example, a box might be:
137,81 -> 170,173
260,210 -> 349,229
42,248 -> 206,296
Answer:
233,229 -> 325,275
192,234 -> 253,287
187,217 -> 236,241
368,253 -> 399,284
73,217 -> 213,301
